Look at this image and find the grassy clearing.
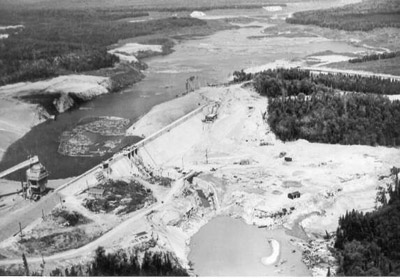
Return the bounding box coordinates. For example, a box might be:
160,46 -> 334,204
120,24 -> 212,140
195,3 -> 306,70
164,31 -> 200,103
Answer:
13,208 -> 94,256
19,228 -> 92,255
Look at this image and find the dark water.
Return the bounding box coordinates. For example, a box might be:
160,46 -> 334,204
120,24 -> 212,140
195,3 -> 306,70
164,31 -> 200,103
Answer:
0,4 -> 367,179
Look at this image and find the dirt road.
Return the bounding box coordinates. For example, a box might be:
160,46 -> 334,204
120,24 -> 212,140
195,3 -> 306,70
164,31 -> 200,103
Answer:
0,171 -> 193,266
0,191 -> 64,242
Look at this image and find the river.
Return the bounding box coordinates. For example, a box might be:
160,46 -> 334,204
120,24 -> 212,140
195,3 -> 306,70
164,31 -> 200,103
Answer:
0,0 -> 367,179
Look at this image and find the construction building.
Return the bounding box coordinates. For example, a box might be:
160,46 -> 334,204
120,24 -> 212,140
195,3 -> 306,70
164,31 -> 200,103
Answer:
288,191 -> 301,199
88,187 -> 105,198
26,163 -> 48,197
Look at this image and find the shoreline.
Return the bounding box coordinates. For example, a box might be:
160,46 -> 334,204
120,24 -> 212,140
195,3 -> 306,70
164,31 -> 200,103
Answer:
0,14 -> 236,165
185,213 -> 310,277
0,0 -> 398,275
261,239 -> 280,265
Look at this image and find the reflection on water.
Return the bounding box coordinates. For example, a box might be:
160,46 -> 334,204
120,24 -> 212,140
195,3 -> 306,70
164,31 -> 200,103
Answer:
0,1 -> 367,179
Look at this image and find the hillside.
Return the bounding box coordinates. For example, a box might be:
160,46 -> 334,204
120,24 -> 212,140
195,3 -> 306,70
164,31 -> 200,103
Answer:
334,171 -> 400,276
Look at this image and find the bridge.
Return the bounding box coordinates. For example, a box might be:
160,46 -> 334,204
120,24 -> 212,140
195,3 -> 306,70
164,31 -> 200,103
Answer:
0,155 -> 39,179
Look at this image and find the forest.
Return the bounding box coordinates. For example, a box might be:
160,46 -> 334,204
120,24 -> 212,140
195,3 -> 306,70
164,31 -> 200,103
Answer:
234,68 -> 400,96
267,92 -> 400,146
234,68 -> 400,146
349,51 -> 400,64
0,7 -> 207,85
0,247 -> 188,276
286,0 -> 400,31
334,169 -> 400,276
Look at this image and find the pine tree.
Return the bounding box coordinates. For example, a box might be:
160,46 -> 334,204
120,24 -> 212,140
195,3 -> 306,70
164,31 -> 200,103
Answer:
22,253 -> 29,276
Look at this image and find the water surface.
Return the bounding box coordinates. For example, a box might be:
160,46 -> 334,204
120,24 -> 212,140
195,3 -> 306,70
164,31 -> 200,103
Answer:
189,216 -> 273,276
189,216 -> 311,276
0,1 -> 367,179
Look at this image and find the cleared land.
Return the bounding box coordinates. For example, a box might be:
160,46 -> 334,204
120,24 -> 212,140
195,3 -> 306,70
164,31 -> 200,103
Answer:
0,81 -> 399,276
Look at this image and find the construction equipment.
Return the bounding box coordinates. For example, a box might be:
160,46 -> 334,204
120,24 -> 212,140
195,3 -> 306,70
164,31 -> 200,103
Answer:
202,102 -> 220,123
202,113 -> 218,123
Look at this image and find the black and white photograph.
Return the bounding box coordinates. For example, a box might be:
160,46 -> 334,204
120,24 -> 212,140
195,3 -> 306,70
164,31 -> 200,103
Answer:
0,0 -> 399,276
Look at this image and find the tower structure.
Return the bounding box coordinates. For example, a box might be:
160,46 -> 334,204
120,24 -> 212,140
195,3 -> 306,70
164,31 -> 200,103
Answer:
26,163 -> 48,197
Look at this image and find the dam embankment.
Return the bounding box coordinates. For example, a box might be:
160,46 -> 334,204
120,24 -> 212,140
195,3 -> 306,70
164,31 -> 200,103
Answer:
0,100 -> 212,242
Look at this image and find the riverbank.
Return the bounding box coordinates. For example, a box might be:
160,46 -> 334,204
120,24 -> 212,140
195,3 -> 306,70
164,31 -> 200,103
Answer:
0,0 -> 398,275
0,14 -> 235,165
0,74 -> 112,161
0,0 -> 376,179
0,75 -> 398,275
124,81 -> 400,276
126,89 -> 207,137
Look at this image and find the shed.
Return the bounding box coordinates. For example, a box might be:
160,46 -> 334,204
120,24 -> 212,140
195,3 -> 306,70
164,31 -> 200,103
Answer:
288,191 -> 301,199
88,187 -> 105,198
284,157 -> 292,162
135,231 -> 147,237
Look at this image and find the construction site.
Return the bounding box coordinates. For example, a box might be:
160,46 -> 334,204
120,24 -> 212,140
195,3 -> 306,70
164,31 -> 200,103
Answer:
0,79 -> 399,276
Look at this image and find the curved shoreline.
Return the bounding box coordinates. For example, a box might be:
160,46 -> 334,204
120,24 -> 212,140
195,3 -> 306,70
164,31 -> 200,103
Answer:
261,239 -> 280,265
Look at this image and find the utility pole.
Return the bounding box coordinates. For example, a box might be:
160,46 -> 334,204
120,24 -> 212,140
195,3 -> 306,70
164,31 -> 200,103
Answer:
42,209 -> 45,220
205,149 -> 208,164
21,180 -> 26,200
19,222 -> 23,240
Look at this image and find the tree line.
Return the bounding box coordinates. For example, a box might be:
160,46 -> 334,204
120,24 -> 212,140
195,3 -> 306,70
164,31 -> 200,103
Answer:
234,67 -> 400,96
235,68 -> 400,146
349,51 -> 400,64
0,247 -> 188,276
0,7 -> 207,86
267,92 -> 400,146
334,169 -> 400,276
285,0 -> 400,31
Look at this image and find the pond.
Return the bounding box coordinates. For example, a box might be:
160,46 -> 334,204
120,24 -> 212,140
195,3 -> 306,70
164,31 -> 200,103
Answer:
188,216 -> 311,276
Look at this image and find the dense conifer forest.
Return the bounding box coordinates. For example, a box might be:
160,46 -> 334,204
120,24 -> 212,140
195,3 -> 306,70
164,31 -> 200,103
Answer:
267,92 -> 400,146
233,68 -> 400,146
234,68 -> 400,96
334,169 -> 400,276
286,0 -> 400,31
